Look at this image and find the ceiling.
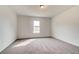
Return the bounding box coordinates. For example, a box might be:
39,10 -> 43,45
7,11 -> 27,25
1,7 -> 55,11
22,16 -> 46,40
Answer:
10,5 -> 74,17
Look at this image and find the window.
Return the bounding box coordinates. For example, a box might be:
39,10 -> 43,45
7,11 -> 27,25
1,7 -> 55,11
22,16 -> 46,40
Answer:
33,20 -> 40,33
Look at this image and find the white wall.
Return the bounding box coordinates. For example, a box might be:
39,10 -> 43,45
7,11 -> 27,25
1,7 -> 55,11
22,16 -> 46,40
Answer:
0,6 -> 17,52
51,6 -> 79,46
17,15 -> 51,39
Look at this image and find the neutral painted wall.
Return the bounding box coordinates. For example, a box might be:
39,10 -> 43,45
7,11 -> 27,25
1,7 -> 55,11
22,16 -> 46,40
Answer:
17,15 -> 51,39
51,6 -> 79,46
0,6 -> 17,52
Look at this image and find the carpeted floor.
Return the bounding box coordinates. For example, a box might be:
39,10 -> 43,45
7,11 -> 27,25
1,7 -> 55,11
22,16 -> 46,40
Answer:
1,38 -> 79,54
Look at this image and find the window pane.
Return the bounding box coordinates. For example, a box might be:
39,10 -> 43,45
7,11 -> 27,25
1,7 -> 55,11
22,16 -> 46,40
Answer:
34,27 -> 40,31
33,30 -> 40,33
33,27 -> 40,33
33,21 -> 40,26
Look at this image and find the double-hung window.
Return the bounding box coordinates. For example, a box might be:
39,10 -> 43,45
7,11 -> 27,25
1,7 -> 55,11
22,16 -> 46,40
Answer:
33,20 -> 40,34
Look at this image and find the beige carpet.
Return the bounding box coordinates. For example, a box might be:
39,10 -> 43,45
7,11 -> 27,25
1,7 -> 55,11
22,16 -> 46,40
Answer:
1,38 -> 79,54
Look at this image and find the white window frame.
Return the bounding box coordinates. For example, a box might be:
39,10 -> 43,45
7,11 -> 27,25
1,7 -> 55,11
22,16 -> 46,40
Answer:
33,20 -> 40,34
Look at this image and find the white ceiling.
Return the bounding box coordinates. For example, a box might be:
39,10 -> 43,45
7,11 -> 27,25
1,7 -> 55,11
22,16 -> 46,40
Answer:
10,5 -> 74,17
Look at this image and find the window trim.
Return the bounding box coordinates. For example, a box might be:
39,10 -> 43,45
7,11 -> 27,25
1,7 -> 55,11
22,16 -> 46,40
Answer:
33,20 -> 40,34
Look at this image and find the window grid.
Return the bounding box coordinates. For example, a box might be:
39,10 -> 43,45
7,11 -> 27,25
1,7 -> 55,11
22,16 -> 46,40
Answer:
33,20 -> 40,34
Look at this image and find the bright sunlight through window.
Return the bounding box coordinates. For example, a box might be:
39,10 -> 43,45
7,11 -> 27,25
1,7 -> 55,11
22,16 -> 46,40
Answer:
33,20 -> 40,34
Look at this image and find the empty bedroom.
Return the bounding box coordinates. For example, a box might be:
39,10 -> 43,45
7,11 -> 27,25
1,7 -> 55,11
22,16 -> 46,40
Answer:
0,5 -> 79,54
